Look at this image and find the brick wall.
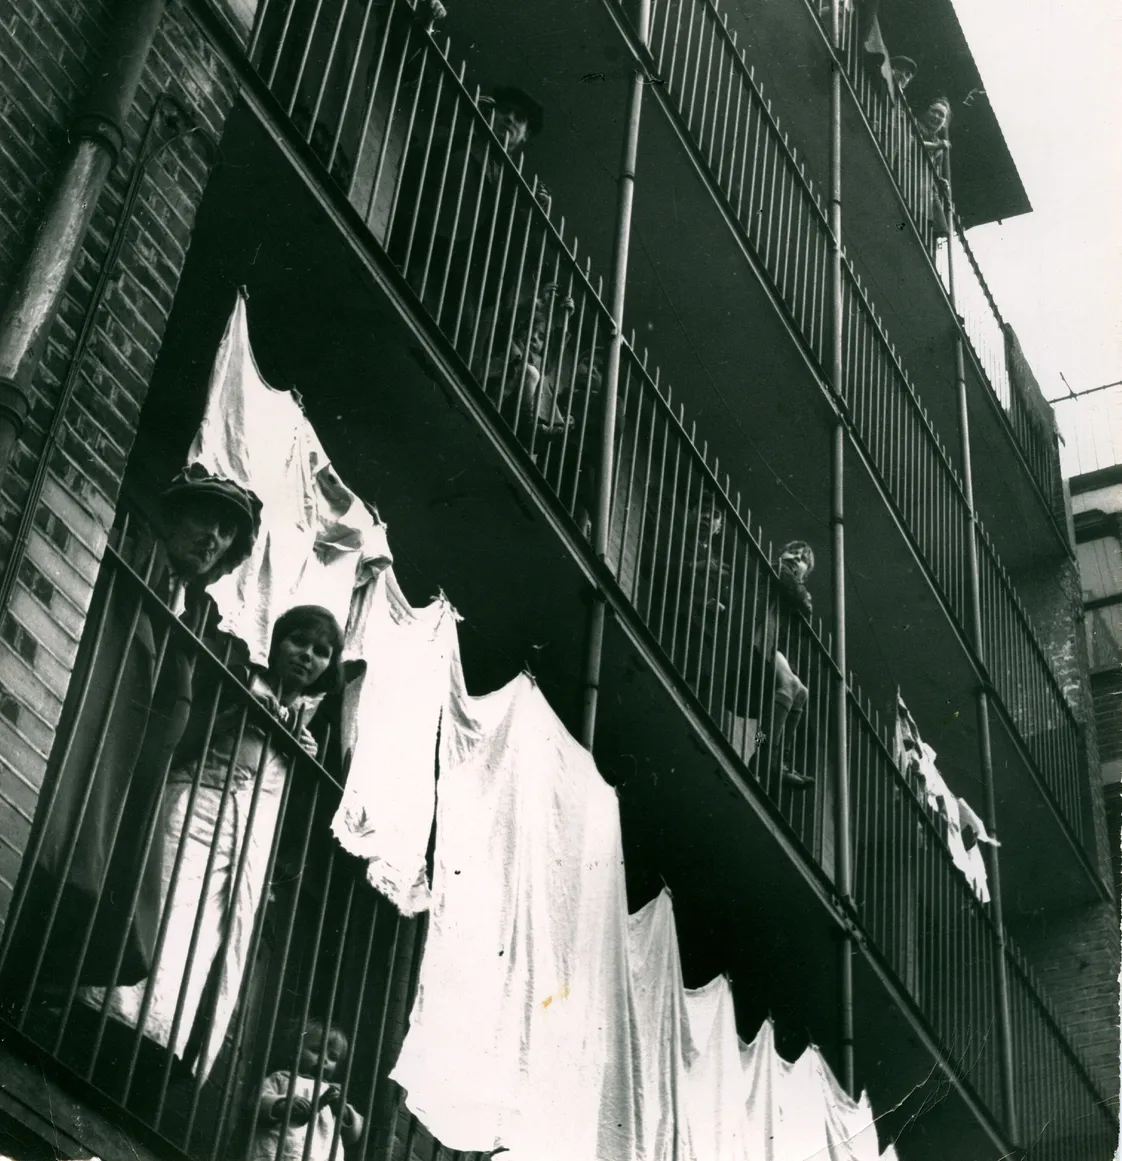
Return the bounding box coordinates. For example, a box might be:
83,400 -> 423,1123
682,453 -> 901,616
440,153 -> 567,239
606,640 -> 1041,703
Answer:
1009,902 -> 1121,1105
0,0 -> 238,931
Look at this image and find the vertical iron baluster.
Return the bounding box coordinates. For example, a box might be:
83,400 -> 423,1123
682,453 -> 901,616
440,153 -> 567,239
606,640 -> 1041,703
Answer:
402,67 -> 446,279
655,417 -> 684,644
381,21 -> 428,240
644,394 -> 671,626
21,551 -> 156,1025
265,0 -> 301,91
307,0 -> 351,139
239,778 -> 322,1161
668,449 -> 697,669
151,701 -> 260,1128
208,728 -> 322,1159
629,378 -> 659,606
329,0 -> 380,179
0,524 -> 130,984
287,0 -> 331,121
351,0 -> 407,212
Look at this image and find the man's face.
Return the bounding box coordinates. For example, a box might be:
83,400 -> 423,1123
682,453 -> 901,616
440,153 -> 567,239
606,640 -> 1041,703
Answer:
163,497 -> 239,579
492,104 -> 530,153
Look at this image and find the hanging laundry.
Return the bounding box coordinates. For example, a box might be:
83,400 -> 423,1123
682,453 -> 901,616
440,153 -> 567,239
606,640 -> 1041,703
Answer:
741,1018 -> 887,1161
739,1019 -> 778,1158
894,692 -> 993,904
682,977 -> 752,1161
816,1049 -> 883,1161
772,1040 -> 831,1161
626,890 -> 694,1161
957,796 -> 1000,905
188,292 -> 391,664
330,568 -> 460,914
390,674 -> 634,1159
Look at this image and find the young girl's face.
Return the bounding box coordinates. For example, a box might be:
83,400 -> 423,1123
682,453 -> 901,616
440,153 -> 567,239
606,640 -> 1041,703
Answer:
272,628 -> 334,693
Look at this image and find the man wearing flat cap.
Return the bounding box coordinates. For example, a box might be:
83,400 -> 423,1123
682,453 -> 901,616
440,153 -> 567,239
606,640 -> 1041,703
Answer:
2,467 -> 261,1004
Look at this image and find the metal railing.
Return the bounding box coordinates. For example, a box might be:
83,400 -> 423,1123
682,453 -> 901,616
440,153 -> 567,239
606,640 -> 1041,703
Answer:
948,225 -> 1063,516
0,523 -> 490,1161
610,337 -> 838,863
841,256 -> 1085,845
1006,943 -> 1119,1159
249,0 -> 610,538
848,687 -> 1005,1120
977,527 -> 1085,838
839,258 -> 971,627
635,0 -> 1086,851
646,0 -> 833,367
834,7 -> 1061,512
847,688 -> 1115,1155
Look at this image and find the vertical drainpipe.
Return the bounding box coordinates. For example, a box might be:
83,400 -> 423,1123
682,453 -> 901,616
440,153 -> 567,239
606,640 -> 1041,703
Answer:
580,0 -> 650,749
829,0 -> 855,1099
944,175 -> 1020,1147
0,0 -> 167,480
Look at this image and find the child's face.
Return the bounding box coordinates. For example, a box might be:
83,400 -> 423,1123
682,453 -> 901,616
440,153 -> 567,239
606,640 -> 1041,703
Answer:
298,1025 -> 347,1079
273,629 -> 333,693
780,544 -> 813,582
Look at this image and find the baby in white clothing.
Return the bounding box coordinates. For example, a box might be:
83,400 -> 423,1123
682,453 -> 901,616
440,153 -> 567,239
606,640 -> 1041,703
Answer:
252,1018 -> 364,1161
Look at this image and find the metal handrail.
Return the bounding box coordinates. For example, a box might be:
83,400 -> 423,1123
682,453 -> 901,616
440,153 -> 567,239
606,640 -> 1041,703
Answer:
830,4 -> 1061,511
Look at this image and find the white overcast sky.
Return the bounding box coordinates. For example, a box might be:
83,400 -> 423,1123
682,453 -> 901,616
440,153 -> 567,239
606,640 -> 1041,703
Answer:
951,0 -> 1122,475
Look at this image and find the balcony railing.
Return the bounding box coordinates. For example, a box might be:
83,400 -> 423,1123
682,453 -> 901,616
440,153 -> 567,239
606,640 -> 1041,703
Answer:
835,7 -> 1061,515
847,690 -> 1115,1154
22,0 -> 1097,1153
977,527 -> 1084,835
646,0 -> 832,368
0,530 -> 472,1161
637,0 -> 1087,851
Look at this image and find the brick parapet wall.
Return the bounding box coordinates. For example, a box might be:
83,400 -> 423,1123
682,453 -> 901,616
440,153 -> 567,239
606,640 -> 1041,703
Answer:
0,0 -> 238,931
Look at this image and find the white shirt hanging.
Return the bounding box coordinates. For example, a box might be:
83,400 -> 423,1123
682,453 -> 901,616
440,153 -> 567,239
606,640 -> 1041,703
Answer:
188,292 -> 391,663
331,568 -> 459,914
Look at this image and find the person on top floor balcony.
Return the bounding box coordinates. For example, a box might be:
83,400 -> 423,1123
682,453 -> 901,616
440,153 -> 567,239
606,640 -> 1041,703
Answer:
83,605 -> 346,1086
917,96 -> 953,236
0,467 -> 261,1006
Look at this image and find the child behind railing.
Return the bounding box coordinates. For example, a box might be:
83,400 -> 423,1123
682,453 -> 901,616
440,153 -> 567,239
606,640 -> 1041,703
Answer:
252,1017 -> 364,1161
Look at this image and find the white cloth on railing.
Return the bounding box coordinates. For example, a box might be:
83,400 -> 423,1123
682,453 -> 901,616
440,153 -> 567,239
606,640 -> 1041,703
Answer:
682,977 -> 752,1161
390,673 -> 634,1159
330,568 -> 460,915
740,1019 -> 884,1161
627,890 -> 693,1161
957,796 -> 999,905
188,293 -> 391,664
894,692 -> 993,903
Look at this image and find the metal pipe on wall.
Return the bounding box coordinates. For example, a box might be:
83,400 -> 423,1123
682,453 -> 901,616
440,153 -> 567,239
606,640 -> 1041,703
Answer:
580,0 -> 651,749
945,162 -> 1020,1147
829,0 -> 856,1098
0,0 -> 167,481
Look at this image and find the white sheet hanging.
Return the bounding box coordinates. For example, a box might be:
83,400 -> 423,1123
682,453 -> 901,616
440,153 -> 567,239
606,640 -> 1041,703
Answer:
894,692 -> 993,904
330,568 -> 459,914
683,977 -> 752,1161
739,1019 -> 778,1158
816,1049 -> 883,1161
390,673 -> 634,1159
627,891 -> 693,1161
188,293 -> 391,663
